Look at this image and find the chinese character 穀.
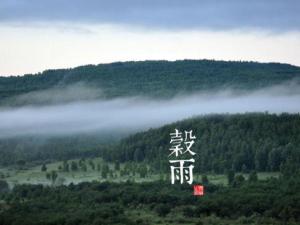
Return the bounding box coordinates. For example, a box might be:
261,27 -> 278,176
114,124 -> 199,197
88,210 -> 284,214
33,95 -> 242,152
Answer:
169,129 -> 196,185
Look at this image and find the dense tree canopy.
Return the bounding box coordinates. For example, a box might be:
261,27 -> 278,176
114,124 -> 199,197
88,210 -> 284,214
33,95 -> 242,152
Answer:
103,113 -> 300,174
0,175 -> 300,225
1,60 -> 300,105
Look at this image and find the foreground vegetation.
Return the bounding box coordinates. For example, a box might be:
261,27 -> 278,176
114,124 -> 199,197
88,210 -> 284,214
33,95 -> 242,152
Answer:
0,173 -> 299,225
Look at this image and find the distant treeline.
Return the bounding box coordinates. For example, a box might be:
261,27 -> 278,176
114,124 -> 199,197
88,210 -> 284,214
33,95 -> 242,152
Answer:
0,134 -> 106,167
102,113 -> 300,174
1,60 -> 300,105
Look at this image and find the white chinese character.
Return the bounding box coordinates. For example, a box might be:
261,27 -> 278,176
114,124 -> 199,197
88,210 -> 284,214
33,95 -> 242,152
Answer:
183,130 -> 196,155
185,130 -> 196,141
169,129 -> 184,156
170,129 -> 183,144
169,159 -> 195,184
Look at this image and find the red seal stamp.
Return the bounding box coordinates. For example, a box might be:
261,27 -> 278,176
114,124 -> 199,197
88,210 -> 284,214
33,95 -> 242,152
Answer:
193,185 -> 204,196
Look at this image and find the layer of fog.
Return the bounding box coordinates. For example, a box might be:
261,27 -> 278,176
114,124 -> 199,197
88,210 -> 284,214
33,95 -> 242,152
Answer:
4,83 -> 104,106
0,84 -> 300,138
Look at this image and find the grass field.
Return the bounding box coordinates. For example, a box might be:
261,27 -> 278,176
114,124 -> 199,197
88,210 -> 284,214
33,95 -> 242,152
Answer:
0,158 -> 280,188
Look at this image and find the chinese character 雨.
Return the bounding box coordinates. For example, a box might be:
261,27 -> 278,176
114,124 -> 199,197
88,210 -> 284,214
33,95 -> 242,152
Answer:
169,159 -> 195,184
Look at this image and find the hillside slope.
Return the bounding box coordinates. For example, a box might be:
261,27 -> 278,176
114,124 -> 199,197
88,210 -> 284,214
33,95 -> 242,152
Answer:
103,113 -> 300,174
1,60 -> 300,105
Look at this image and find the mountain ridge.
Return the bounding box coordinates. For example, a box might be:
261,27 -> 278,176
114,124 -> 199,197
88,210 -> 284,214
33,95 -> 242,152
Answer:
1,59 -> 300,105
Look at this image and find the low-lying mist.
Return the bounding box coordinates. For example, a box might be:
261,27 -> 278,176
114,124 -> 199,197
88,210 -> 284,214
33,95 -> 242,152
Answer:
1,83 -> 300,139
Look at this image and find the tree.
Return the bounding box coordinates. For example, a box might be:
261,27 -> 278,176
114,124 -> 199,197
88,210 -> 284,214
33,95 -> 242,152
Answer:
46,172 -> 51,181
50,170 -> 58,185
41,164 -> 47,172
233,174 -> 245,187
71,161 -> 78,171
268,148 -> 282,171
81,163 -> 87,172
114,161 -> 120,171
248,171 -> 258,182
201,174 -> 209,185
0,180 -> 9,193
242,164 -> 248,174
101,164 -> 109,179
138,164 -> 148,178
16,159 -> 26,170
155,204 -> 171,217
227,169 -> 235,185
88,160 -> 95,170
133,148 -> 144,162
63,160 -> 69,172
255,147 -> 268,171
97,163 -> 101,171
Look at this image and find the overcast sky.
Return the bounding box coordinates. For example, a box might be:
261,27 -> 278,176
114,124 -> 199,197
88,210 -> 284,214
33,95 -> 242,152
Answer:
0,0 -> 300,76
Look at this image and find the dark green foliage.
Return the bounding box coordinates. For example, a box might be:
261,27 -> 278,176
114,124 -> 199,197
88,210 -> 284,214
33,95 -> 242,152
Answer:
0,134 -> 108,166
1,60 -> 300,168
233,174 -> 246,187
248,171 -> 258,182
71,161 -> 78,171
202,174 -> 209,185
155,203 -> 171,217
16,159 -> 26,169
49,170 -> 58,184
101,164 -> 109,179
81,163 -> 87,172
88,159 -> 95,170
41,163 -> 47,172
0,180 -> 9,193
137,164 -> 148,178
1,113 -> 300,174
63,160 -> 69,172
114,161 -> 120,171
0,175 -> 300,225
227,170 -> 235,185
103,113 -> 300,174
268,148 -> 282,171
1,60 -> 300,105
97,163 -> 101,171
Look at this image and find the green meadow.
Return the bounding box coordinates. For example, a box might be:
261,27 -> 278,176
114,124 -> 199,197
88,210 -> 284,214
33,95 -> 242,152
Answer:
0,157 -> 279,188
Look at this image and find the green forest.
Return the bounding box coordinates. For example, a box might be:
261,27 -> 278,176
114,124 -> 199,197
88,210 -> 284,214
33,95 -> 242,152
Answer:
1,60 -> 300,105
0,113 -> 300,224
1,113 -> 299,177
0,60 -> 300,224
1,176 -> 300,225
103,113 -> 300,175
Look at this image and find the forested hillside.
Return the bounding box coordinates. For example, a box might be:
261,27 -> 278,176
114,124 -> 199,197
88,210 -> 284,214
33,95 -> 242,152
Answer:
1,60 -> 300,105
103,113 -> 300,174
1,61 -> 300,172
1,61 -> 300,224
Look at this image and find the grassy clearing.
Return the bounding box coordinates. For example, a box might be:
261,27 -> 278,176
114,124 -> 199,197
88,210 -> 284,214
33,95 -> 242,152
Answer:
0,158 -> 280,188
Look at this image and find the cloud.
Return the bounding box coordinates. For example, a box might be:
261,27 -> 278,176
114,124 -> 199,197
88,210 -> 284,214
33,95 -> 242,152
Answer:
0,82 -> 300,138
0,0 -> 299,31
1,25 -> 300,76
4,83 -> 104,106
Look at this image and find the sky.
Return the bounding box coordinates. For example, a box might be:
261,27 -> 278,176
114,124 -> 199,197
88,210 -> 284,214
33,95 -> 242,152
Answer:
0,0 -> 300,76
